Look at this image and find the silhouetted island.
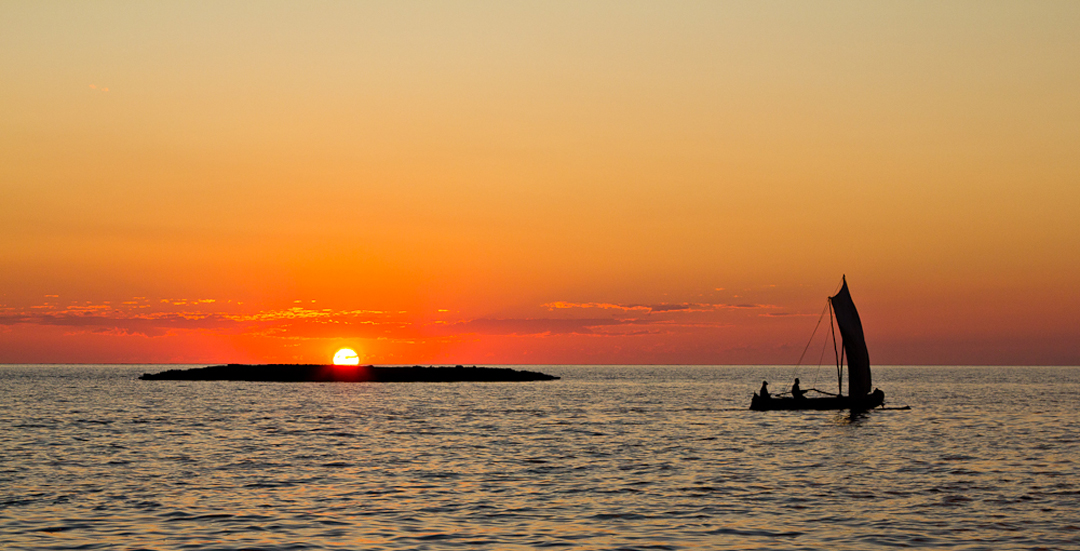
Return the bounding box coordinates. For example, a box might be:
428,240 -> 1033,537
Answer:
139,364 -> 560,382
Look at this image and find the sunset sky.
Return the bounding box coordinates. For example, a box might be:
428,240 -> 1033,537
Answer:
2,2 -> 1078,365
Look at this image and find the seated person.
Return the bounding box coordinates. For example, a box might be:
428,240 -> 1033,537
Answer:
759,380 -> 770,399
791,378 -> 806,400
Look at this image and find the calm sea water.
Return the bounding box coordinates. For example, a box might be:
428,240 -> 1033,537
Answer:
1,365 -> 1077,550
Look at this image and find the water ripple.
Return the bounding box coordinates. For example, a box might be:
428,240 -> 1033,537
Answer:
0,365 -> 1078,550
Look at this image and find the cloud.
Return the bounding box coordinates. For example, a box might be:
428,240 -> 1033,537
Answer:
71,327 -> 153,338
0,300 -> 411,342
0,310 -> 238,335
645,304 -> 693,312
544,301 -> 650,311
226,307 -> 335,322
0,295 -> 768,346
542,301 -> 779,313
435,318 -> 625,336
427,316 -> 739,338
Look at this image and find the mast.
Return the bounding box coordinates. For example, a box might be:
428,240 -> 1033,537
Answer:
829,300 -> 841,395
829,275 -> 872,397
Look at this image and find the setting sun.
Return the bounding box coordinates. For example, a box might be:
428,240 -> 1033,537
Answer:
333,348 -> 360,366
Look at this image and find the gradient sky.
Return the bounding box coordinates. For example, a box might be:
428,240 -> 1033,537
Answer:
2,1 -> 1078,365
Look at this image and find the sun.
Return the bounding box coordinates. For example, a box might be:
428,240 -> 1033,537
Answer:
332,348 -> 360,366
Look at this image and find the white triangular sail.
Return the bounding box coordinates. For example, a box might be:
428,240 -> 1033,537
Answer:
829,276 -> 871,397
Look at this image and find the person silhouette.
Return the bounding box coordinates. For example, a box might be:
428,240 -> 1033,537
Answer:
759,380 -> 770,399
791,378 -> 806,400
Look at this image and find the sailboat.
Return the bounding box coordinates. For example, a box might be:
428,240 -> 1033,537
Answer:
750,275 -> 886,411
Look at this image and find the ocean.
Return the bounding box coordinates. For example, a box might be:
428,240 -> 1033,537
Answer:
1,364 -> 1077,550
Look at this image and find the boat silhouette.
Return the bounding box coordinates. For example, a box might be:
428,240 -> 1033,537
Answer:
750,276 -> 886,411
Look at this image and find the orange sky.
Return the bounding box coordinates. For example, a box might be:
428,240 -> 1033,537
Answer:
2,2 -> 1078,365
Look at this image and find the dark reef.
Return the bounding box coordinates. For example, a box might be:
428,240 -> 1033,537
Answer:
139,364 -> 560,382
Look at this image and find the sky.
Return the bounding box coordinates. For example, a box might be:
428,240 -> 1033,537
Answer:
2,1 -> 1078,365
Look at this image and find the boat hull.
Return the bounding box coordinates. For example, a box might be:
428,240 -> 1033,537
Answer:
749,389 -> 885,411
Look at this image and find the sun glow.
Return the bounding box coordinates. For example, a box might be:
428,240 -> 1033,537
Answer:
333,348 -> 360,365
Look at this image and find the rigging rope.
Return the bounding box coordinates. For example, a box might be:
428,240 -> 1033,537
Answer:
815,320 -> 831,367
789,300 -> 831,393
795,301 -> 830,368
786,278 -> 850,397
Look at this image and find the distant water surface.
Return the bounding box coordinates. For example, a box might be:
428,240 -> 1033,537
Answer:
1,365 -> 1077,550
